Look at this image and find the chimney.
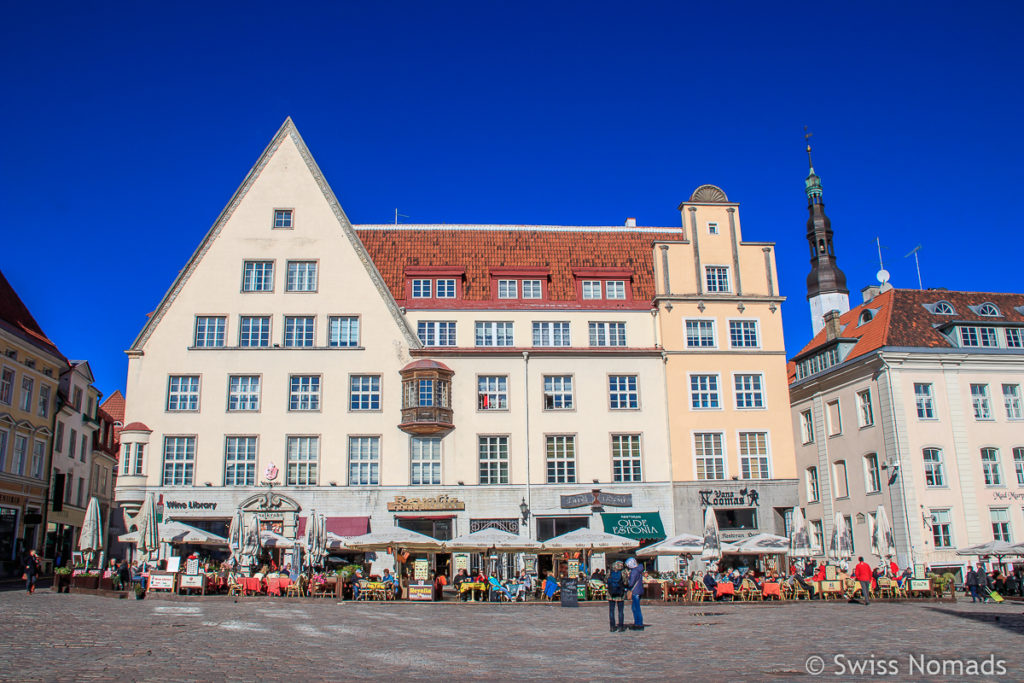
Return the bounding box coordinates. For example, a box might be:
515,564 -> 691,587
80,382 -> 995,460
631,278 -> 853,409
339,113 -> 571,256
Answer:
625,217 -> 636,227
861,284 -> 881,303
823,310 -> 843,340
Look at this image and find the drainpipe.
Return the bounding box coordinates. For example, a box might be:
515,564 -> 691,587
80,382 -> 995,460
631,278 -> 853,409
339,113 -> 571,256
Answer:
880,357 -> 915,568
522,351 -> 532,539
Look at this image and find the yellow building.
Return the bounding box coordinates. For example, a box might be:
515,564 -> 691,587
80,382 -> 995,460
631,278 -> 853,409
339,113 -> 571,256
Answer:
0,269 -> 64,572
653,185 -> 798,543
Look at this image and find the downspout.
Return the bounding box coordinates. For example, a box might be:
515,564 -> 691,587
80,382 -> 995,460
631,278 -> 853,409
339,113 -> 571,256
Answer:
880,357 -> 915,567
522,351 -> 532,538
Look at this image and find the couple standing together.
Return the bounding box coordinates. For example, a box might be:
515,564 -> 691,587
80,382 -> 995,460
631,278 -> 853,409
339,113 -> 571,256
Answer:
608,558 -> 645,632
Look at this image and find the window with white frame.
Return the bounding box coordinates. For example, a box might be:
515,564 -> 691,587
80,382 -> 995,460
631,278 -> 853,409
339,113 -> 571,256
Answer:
705,266 -> 730,293
475,321 -> 513,347
707,221 -> 719,235
166,376 -> 200,411
612,434 -> 642,482
11,435 -> 27,475
286,436 -> 319,486
545,435 -> 576,483
224,436 -> 257,486
37,385 -> 50,418
923,448 -> 945,487
982,448 -> 1002,486
914,383 -> 935,419
690,374 -> 720,409
827,400 -> 842,435
522,280 -> 543,299
410,437 -> 441,485
608,375 -> 639,409
931,509 -> 953,548
991,508 -> 1012,542
31,440 -> 44,479
497,280 -> 518,299
479,436 -> 509,484
328,316 -> 359,347
348,436 -> 379,485
800,410 -> 814,444
833,460 -> 849,498
729,320 -> 759,348
971,384 -> 992,419
806,467 -> 820,502
810,520 -> 824,551
284,316 -> 315,347
228,375 -> 260,411
411,279 -> 432,298
694,432 -> 725,480
864,453 -> 881,493
242,261 -> 274,292
1015,447 -> 1024,486
238,316 -> 270,347
436,279 -> 456,298
959,326 -> 998,347
162,436 -> 195,486
739,432 -> 769,479
857,389 -> 874,427
19,376 -> 32,412
582,281 -> 602,299
0,367 -> 13,404
417,321 -> 456,347
194,316 -> 226,347
1007,328 -> 1023,348
685,320 -> 715,348
1003,384 -> 1022,419
286,261 -> 317,292
543,375 -> 573,410
120,445 -> 131,475
588,322 -> 626,347
273,209 -> 293,229
532,321 -> 570,347
605,281 -> 626,299
133,444 -> 145,476
734,374 -> 764,409
350,375 -> 381,411
978,303 -> 1001,316
417,379 -> 435,407
288,375 -> 321,411
477,376 -> 507,410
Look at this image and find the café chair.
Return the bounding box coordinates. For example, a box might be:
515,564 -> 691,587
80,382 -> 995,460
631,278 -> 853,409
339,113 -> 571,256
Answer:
739,578 -> 759,601
227,574 -> 244,597
285,576 -> 306,598
689,580 -> 712,602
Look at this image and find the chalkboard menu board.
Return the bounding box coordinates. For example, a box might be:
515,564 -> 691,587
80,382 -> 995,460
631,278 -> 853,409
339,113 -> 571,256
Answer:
560,579 -> 578,608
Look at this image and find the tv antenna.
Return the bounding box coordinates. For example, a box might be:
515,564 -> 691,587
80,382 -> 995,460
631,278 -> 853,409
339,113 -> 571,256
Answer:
904,244 -> 923,289
394,208 -> 409,225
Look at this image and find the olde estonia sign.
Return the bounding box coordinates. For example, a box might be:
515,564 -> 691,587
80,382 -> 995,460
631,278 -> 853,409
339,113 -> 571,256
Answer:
387,494 -> 466,512
698,488 -> 760,507
560,489 -> 632,510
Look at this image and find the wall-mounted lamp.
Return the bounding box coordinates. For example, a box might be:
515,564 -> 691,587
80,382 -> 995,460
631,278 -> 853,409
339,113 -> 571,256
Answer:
519,497 -> 531,523
592,478 -> 599,484
329,481 -> 338,487
457,480 -> 465,486
203,482 -> 212,487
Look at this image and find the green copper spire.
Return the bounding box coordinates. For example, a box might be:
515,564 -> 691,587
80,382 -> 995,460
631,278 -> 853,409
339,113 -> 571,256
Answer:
805,143 -> 822,200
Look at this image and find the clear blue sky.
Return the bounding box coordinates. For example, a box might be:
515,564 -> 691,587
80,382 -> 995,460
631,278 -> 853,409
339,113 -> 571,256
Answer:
3,1 -> 1022,397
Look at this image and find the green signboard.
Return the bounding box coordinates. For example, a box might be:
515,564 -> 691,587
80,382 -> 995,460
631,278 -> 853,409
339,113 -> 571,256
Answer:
602,512 -> 666,540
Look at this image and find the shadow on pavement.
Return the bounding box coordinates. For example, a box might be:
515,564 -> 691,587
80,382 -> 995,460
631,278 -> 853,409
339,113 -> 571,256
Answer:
923,605 -> 1024,635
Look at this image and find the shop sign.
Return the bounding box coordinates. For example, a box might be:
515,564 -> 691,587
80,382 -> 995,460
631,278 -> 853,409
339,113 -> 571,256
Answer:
165,500 -> 218,511
560,489 -> 632,509
414,558 -> 429,581
179,574 -> 204,589
0,493 -> 24,506
698,488 -> 760,507
721,531 -> 758,541
148,573 -> 175,591
601,512 -> 666,541
469,518 -> 519,534
408,584 -> 433,601
387,494 -> 465,512
992,491 -> 1024,503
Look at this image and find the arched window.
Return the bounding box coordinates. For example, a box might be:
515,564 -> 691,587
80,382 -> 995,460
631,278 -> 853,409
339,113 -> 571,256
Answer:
933,301 -> 955,315
859,310 -> 874,325
978,302 -> 1000,317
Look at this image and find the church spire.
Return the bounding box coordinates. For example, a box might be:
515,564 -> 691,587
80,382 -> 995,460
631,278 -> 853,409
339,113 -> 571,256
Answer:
802,133 -> 850,335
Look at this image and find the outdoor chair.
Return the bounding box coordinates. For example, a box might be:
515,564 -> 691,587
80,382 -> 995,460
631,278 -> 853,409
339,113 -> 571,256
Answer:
739,579 -> 759,601
588,581 -> 608,601
285,576 -> 306,598
876,577 -> 894,600
354,579 -> 370,600
789,581 -> 810,600
488,577 -> 515,602
689,580 -> 712,602
227,574 -> 244,597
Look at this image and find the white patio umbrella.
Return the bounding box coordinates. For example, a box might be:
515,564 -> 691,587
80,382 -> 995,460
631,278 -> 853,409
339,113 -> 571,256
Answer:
789,507 -> 814,559
724,533 -> 790,555
873,505 -> 897,559
306,511 -> 327,566
78,497 -> 104,568
345,525 -> 445,552
540,527 -> 639,552
119,520 -> 229,546
326,531 -> 349,551
636,532 -> 704,557
829,513 -> 853,562
955,540 -> 1021,558
260,530 -> 296,549
241,515 -> 261,566
135,493 -> 160,561
446,527 -> 543,553
701,507 -> 722,563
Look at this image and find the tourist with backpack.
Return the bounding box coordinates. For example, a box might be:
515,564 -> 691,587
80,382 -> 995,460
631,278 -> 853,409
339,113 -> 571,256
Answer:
607,561 -> 627,632
625,557 -> 645,630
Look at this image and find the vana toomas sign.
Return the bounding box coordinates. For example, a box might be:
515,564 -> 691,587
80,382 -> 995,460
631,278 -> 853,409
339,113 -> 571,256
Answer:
602,513 -> 666,541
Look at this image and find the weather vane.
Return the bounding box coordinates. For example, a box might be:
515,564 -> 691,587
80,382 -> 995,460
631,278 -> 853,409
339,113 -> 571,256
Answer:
804,126 -> 814,167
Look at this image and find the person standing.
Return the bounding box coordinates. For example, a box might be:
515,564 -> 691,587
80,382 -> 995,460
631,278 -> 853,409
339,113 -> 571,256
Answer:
853,556 -> 872,605
22,549 -> 41,595
625,558 -> 644,630
606,561 -> 627,632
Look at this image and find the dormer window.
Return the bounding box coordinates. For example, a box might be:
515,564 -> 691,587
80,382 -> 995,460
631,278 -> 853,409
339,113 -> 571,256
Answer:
977,303 -> 1001,317
498,280 -> 518,299
405,268 -> 465,302
959,326 -> 999,348
605,281 -> 626,300
933,301 -> 955,315
859,310 -> 874,325
436,279 -> 456,298
412,279 -> 432,298
582,281 -> 602,299
522,280 -> 543,299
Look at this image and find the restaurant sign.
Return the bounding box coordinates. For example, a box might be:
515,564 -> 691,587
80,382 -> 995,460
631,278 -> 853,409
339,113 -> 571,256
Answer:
408,584 -> 433,601
698,488 -> 760,508
165,500 -> 218,511
602,512 -> 666,541
387,494 -> 465,512
560,490 -> 632,510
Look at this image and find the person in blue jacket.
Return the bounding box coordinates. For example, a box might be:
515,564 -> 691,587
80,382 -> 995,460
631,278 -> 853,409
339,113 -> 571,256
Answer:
625,558 -> 645,631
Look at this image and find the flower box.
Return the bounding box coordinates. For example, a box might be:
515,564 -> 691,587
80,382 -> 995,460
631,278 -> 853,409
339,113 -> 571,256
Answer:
71,575 -> 100,590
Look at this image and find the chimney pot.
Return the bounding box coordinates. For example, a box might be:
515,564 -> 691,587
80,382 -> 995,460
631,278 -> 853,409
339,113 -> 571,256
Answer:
625,217 -> 636,227
861,285 -> 881,303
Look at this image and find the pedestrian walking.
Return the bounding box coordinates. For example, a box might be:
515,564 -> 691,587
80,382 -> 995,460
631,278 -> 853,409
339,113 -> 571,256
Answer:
978,564 -> 993,603
625,557 -> 644,630
853,556 -> 872,605
606,561 -> 627,632
22,549 -> 41,595
965,565 -> 981,602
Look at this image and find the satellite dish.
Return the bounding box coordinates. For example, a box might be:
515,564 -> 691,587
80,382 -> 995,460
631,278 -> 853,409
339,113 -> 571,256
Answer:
876,269 -> 890,285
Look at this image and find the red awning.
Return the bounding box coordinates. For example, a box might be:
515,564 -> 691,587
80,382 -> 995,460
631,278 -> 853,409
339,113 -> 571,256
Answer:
296,516 -> 370,537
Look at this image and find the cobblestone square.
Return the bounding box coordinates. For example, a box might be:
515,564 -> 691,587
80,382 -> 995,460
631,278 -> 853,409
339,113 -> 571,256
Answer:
1,589 -> 1021,681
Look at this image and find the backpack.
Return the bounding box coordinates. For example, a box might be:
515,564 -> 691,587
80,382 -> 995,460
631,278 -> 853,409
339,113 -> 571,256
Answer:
608,569 -> 625,597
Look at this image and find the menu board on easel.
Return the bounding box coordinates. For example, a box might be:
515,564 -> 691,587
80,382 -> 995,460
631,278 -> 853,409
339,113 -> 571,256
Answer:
454,553 -> 469,573
567,559 -> 580,577
414,558 -> 429,581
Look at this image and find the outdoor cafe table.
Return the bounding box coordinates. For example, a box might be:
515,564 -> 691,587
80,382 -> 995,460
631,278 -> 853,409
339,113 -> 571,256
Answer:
716,583 -> 736,599
459,582 -> 487,602
266,577 -> 292,596
364,581 -> 389,600
762,582 -> 781,600
240,577 -> 263,595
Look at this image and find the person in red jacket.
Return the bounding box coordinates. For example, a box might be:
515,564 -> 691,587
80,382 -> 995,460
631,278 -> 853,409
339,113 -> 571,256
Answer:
854,557 -> 873,605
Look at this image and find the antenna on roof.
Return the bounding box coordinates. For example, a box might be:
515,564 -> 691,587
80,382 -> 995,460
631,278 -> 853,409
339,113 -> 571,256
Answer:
395,209 -> 409,225
904,244 -> 923,290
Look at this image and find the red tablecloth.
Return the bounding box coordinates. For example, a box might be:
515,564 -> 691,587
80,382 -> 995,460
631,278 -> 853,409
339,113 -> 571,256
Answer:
762,582 -> 781,598
716,583 -> 735,597
266,577 -> 292,596
241,577 -> 263,595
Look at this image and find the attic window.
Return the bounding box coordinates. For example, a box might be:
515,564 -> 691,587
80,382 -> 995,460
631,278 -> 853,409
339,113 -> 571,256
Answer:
859,310 -> 874,325
977,303 -> 1000,317
273,209 -> 293,229
932,301 -> 955,315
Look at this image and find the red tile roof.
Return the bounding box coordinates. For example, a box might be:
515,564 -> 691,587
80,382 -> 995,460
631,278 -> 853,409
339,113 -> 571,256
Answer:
100,390 -> 126,422
122,421 -> 152,432
0,268 -> 65,361
355,227 -> 682,306
790,289 -> 1024,378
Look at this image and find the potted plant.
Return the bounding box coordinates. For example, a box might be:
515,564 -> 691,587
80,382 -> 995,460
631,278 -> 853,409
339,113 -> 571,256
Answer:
134,582 -> 145,600
54,566 -> 72,593
71,567 -> 100,591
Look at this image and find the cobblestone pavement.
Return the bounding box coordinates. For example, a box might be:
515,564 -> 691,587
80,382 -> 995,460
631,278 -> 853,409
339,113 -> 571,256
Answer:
1,590 -> 1021,682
